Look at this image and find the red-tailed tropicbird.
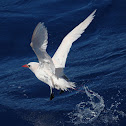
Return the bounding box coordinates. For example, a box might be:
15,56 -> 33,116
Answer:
22,10 -> 96,100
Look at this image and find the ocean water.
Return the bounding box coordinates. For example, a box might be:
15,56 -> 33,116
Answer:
0,0 -> 126,126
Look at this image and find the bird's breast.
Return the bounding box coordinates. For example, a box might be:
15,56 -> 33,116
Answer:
35,64 -> 55,85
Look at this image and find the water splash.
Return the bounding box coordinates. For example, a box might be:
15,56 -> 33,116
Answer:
68,86 -> 105,125
97,106 -> 126,125
93,91 -> 126,126
68,87 -> 126,125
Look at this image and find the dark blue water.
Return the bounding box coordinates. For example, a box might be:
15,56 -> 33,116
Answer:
0,0 -> 126,125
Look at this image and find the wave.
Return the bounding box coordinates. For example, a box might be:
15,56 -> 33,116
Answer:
0,1 -> 126,126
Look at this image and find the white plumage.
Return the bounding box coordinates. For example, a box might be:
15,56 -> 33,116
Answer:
52,10 -> 96,69
22,10 -> 96,100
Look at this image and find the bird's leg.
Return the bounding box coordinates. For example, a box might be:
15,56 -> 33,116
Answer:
62,74 -> 69,81
60,90 -> 64,94
50,87 -> 54,100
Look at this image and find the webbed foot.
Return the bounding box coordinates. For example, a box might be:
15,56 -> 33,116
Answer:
60,90 -> 64,94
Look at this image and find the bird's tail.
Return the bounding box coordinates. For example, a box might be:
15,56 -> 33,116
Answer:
54,78 -> 75,91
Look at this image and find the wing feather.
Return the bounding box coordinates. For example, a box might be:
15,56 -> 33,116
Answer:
52,10 -> 96,68
31,22 -> 48,51
30,22 -> 54,69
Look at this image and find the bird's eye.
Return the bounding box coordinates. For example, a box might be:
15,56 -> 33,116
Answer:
28,65 -> 31,67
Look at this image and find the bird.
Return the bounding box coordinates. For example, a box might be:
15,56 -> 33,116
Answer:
22,10 -> 96,100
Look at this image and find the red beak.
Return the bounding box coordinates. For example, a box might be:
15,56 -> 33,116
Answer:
22,64 -> 28,68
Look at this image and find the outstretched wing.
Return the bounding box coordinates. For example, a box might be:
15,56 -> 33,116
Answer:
30,22 -> 54,68
52,10 -> 96,68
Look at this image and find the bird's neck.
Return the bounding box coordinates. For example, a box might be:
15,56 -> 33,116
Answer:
31,62 -> 39,74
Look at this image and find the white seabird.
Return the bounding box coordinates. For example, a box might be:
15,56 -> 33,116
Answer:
22,10 -> 96,100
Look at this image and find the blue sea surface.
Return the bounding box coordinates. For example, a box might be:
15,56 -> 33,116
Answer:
0,0 -> 126,126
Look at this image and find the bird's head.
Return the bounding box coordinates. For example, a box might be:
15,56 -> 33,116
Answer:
22,62 -> 39,73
